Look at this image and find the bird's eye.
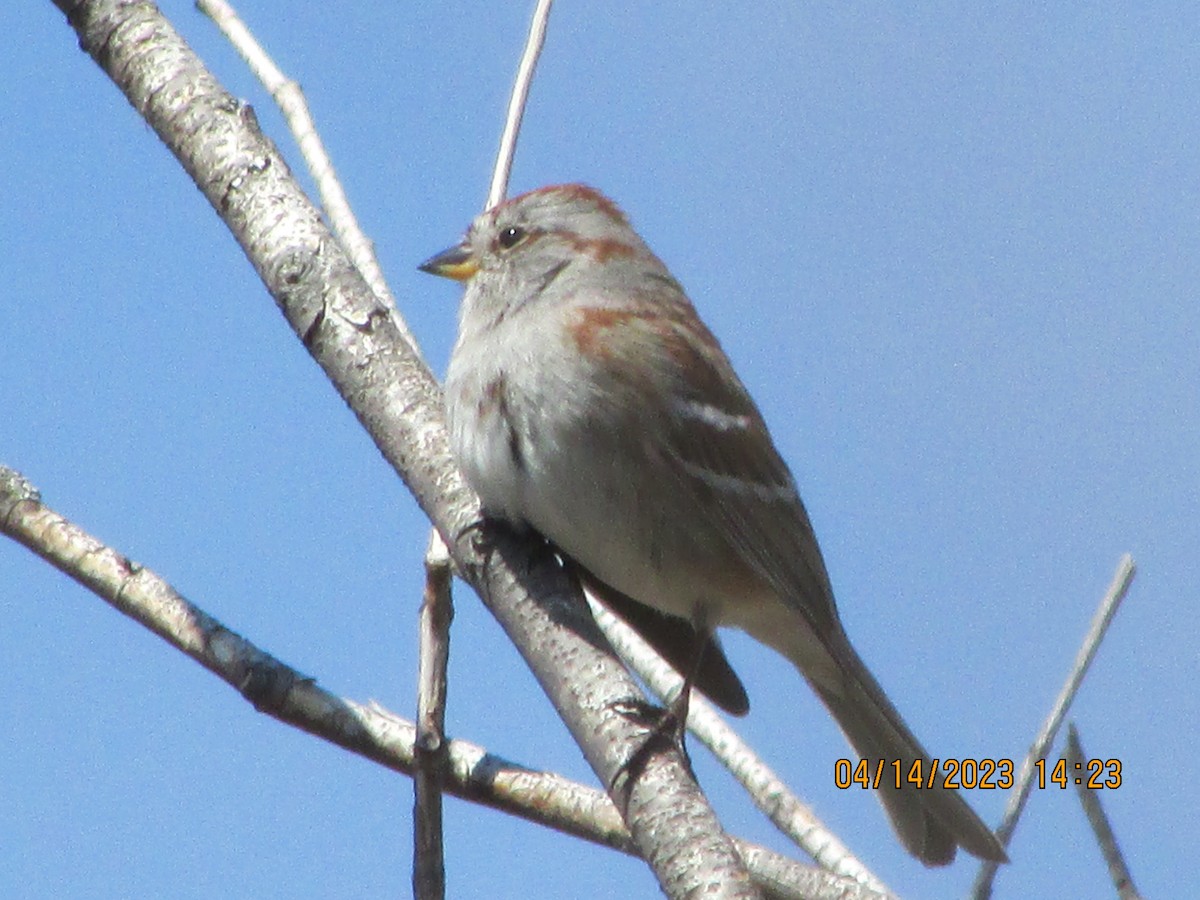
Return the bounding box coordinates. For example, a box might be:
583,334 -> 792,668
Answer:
497,226 -> 526,249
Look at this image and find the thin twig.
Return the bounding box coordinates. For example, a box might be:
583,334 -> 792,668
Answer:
485,0 -> 555,210
1064,725 -> 1143,900
588,596 -> 893,897
196,0 -> 417,352
971,554 -> 1137,899
414,531 -> 454,900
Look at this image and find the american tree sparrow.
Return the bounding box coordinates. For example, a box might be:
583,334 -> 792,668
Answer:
420,184 -> 1005,866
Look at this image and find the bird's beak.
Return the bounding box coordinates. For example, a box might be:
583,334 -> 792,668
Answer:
418,243 -> 479,282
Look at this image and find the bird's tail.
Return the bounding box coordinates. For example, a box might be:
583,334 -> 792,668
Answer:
813,635 -> 1008,866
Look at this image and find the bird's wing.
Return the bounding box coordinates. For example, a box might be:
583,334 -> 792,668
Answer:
574,287 -> 842,640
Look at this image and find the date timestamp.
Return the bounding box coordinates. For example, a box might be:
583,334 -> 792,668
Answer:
834,757 -> 1123,790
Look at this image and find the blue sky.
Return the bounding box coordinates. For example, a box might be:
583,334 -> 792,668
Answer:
4,3 -> 1196,898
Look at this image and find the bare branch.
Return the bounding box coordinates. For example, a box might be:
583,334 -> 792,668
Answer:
1064,726 -> 1143,900
414,532 -> 453,900
971,554 -> 1137,898
589,597 -> 893,897
0,464 -> 614,851
0,466 -> 441,791
195,0 -> 408,347
0,464 -> 876,900
486,0 -> 555,210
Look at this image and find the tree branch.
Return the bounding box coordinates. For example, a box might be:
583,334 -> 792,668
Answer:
195,0 -> 407,334
0,464 -> 876,900
414,532 -> 453,899
1064,725 -> 1143,900
486,0 -> 555,210
971,554 -> 1137,898
590,597 -> 890,895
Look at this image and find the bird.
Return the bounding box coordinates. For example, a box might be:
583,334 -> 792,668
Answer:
419,183 -> 1006,866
